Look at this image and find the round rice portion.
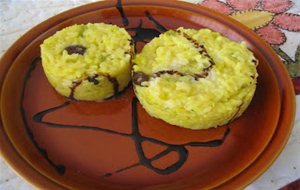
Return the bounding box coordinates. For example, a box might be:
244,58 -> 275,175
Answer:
133,28 -> 258,129
41,23 -> 134,101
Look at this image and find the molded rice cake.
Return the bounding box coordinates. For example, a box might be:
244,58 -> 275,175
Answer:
133,28 -> 258,129
41,23 -> 134,101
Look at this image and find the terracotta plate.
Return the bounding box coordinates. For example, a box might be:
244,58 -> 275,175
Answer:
0,0 -> 295,189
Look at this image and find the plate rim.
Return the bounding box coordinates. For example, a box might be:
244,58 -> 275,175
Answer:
0,0 -> 296,189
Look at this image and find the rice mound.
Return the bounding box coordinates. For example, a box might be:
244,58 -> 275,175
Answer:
41,23 -> 134,101
133,28 -> 258,129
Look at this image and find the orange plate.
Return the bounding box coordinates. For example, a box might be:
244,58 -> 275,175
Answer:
0,1 -> 295,189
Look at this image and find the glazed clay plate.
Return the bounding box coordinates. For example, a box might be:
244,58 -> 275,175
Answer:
0,0 -> 295,189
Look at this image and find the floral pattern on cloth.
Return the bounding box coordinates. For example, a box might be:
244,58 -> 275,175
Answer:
199,0 -> 300,95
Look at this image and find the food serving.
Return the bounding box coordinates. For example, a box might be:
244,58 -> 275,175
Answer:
41,23 -> 134,101
133,28 -> 258,129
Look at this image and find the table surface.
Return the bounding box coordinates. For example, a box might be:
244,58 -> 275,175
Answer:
0,0 -> 300,189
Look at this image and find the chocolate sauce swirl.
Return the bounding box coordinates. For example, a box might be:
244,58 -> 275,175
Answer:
68,73 -> 119,100
116,0 -> 129,26
179,31 -> 215,79
69,81 -> 82,100
21,57 -> 66,175
133,69 -> 212,87
106,74 -> 119,96
31,94 -> 230,177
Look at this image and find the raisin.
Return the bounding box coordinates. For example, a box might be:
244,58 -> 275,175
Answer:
133,72 -> 149,85
65,45 -> 86,55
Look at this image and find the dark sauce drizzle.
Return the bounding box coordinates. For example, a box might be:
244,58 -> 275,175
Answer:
118,0 -> 167,45
132,67 -> 211,86
145,11 -> 167,32
106,74 -> 119,96
153,70 -> 210,81
154,70 -> 185,77
21,57 -> 66,175
229,101 -> 244,123
69,81 -> 82,100
32,96 -> 230,177
22,0 -> 232,177
116,0 -> 129,26
179,31 -> 215,79
68,73 -> 119,100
